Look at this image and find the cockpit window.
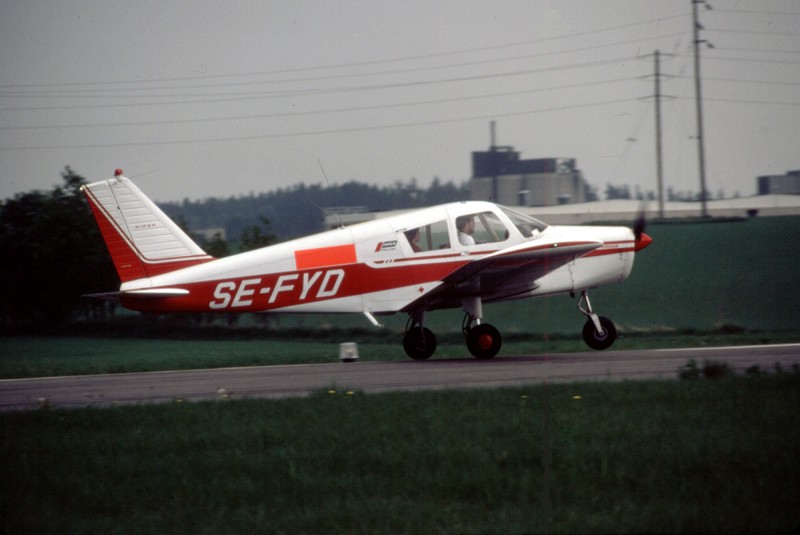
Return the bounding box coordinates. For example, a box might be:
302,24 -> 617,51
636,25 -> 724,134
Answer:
499,206 -> 548,238
404,219 -> 450,252
455,211 -> 510,246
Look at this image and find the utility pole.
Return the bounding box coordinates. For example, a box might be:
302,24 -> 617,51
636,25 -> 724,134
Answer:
692,0 -> 710,217
654,50 -> 665,219
489,120 -> 498,202
640,50 -> 672,218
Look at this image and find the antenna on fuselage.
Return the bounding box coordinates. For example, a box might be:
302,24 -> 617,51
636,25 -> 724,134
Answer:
317,159 -> 344,229
129,169 -> 159,180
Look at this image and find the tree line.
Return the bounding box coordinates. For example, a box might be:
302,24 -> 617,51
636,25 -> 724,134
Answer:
160,177 -> 470,245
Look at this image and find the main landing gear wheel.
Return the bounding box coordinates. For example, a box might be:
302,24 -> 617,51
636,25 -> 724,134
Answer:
466,323 -> 502,359
582,316 -> 617,350
403,326 -> 437,360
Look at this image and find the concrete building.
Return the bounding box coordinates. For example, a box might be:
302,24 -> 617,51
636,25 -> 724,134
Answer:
469,145 -> 591,206
758,170 -> 800,195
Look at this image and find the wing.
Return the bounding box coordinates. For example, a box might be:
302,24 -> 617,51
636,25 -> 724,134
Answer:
402,238 -> 602,311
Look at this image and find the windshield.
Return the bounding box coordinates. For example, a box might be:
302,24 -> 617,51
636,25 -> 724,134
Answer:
499,206 -> 548,238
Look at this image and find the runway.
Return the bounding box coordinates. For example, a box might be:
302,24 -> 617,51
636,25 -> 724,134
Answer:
2,344 -> 799,411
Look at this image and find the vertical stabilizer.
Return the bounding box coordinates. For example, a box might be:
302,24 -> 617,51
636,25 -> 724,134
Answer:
82,171 -> 213,283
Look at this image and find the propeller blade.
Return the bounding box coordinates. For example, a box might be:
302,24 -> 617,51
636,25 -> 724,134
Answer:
632,202 -> 652,251
633,202 -> 647,242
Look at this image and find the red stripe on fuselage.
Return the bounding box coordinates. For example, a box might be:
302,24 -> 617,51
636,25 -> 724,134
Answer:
582,240 -> 638,257
120,259 -> 468,313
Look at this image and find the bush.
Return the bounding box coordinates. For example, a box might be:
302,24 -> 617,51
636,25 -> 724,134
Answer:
678,359 -> 700,380
702,360 -> 733,379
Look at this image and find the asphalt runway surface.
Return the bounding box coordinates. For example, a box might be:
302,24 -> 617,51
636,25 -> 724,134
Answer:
2,344 -> 799,412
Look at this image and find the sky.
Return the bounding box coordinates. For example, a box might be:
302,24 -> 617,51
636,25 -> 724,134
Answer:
1,0 -> 798,203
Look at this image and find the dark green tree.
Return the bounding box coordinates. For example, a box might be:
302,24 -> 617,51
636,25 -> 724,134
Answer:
204,231 -> 230,258
605,183 -> 632,200
0,167 -> 117,325
238,216 -> 277,252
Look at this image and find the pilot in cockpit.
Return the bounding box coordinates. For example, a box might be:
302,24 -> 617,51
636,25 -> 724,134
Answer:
456,215 -> 476,246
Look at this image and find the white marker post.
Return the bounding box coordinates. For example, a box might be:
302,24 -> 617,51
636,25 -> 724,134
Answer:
339,342 -> 359,363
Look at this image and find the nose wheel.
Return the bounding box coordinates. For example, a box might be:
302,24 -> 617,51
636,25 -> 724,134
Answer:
582,315 -> 617,350
577,290 -> 617,350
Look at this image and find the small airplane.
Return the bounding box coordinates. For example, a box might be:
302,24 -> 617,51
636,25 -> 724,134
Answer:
83,170 -> 652,360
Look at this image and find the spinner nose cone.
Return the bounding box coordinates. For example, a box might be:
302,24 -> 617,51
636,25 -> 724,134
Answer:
634,232 -> 653,252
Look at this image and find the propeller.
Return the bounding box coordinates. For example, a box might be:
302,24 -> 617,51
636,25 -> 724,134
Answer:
633,203 -> 653,251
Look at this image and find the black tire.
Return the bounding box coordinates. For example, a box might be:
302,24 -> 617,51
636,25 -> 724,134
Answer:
466,323 -> 502,359
403,327 -> 437,360
582,316 -> 617,350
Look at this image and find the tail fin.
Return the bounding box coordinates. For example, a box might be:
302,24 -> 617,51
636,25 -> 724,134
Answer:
82,170 -> 213,283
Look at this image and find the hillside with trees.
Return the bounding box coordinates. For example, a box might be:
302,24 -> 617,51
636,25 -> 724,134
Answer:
160,177 -> 470,244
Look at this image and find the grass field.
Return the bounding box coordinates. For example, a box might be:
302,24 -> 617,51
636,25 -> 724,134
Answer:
2,374 -> 799,533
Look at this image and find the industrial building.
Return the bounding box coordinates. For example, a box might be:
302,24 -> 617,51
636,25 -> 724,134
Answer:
469,144 -> 591,206
758,170 -> 800,195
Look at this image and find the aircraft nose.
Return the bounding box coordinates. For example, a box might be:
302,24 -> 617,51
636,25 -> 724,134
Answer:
634,232 -> 653,251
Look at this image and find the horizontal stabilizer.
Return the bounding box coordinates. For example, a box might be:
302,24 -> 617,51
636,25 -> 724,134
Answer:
84,288 -> 191,300
124,288 -> 191,297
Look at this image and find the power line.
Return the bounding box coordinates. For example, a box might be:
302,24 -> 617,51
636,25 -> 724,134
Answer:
0,96 -> 639,151
674,74 -> 800,87
706,28 -> 800,37
0,14 -> 688,90
718,46 -> 800,56
1,32 -> 687,98
0,55 -> 642,111
712,8 -> 800,17
703,55 -> 800,66
0,76 -> 640,131
679,96 -> 800,107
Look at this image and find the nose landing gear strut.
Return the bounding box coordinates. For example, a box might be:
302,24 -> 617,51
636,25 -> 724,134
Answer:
577,290 -> 617,350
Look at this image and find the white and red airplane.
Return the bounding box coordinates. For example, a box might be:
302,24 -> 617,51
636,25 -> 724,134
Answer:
83,170 -> 652,359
